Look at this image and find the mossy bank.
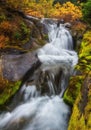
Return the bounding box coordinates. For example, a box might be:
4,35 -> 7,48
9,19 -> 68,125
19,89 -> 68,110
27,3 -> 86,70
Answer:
63,31 -> 91,130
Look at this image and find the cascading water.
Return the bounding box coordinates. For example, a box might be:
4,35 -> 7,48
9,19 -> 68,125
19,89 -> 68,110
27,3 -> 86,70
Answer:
0,18 -> 78,130
38,19 -> 78,96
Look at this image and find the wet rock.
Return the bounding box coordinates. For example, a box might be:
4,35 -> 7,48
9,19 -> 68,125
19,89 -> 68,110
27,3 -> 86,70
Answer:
0,52 -> 41,105
64,23 -> 71,28
0,48 -> 27,55
22,38 -> 40,50
25,15 -> 40,24
23,18 -> 48,50
1,52 -> 41,81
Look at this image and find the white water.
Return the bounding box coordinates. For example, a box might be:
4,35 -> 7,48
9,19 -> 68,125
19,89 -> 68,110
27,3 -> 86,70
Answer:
38,19 -> 78,96
0,19 -> 78,130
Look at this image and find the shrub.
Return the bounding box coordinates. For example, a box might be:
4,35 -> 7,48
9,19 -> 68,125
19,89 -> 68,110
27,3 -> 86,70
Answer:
0,35 -> 9,48
82,0 -> 91,24
0,21 -> 13,35
52,2 -> 82,22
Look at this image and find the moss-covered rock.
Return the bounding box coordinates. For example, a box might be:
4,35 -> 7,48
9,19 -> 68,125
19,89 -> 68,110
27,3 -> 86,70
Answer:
68,93 -> 86,130
0,4 -> 47,51
0,5 -> 31,49
76,31 -> 91,73
64,30 -> 91,130
0,77 -> 21,106
0,52 -> 41,107
63,75 -> 84,106
68,72 -> 91,130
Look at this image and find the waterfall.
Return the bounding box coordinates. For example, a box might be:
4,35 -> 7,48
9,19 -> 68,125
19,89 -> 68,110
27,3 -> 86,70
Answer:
0,18 -> 78,130
38,19 -> 78,96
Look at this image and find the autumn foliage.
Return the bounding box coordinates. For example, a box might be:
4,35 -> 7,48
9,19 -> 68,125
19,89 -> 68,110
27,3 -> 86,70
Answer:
25,0 -> 53,18
0,0 -> 84,49
0,35 -> 9,48
6,0 -> 82,22
52,2 -> 82,22
25,1 -> 82,22
0,18 -> 30,49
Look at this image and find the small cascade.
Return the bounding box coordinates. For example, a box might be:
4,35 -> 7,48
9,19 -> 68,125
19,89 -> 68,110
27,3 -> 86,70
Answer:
20,85 -> 40,101
0,18 -> 78,130
38,19 -> 78,96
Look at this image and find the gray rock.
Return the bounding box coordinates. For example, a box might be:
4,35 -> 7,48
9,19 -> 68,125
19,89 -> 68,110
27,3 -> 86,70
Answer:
1,52 -> 41,81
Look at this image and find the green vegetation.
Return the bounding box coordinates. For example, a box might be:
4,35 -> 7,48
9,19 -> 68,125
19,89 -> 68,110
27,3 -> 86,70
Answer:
76,31 -> 91,73
68,93 -> 86,130
68,72 -> 91,130
0,4 -> 31,49
82,0 -> 91,24
0,78 -> 21,105
64,30 -> 91,130
63,76 -> 84,106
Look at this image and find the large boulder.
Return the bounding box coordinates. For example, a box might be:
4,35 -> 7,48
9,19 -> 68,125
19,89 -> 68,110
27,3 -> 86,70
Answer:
0,52 -> 41,106
1,52 -> 40,81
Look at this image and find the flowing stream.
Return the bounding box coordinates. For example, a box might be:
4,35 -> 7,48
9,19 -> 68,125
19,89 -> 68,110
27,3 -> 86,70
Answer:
0,18 -> 78,130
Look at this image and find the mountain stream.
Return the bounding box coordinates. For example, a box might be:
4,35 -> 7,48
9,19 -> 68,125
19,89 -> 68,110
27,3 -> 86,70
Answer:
0,18 -> 78,130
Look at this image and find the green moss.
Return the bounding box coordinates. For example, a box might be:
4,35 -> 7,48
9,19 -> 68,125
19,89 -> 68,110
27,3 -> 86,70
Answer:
63,76 -> 84,106
84,75 -> 91,130
66,31 -> 91,106
38,39 -> 46,46
68,72 -> 91,130
11,20 -> 31,46
76,31 -> 91,73
43,34 -> 48,41
13,32 -> 22,40
0,81 -> 21,106
20,21 -> 30,35
0,5 -> 31,49
0,13 -> 6,22
67,31 -> 91,130
68,93 -> 86,130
